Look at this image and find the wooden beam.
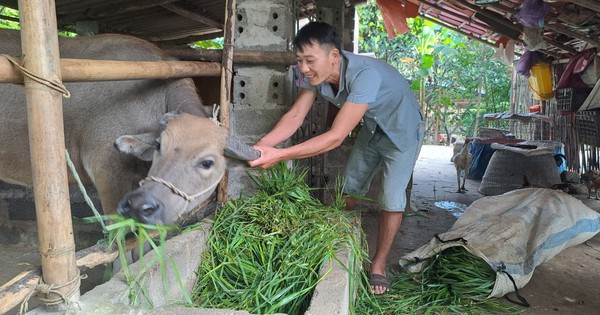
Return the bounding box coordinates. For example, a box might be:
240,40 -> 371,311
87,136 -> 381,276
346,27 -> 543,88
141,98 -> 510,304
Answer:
451,0 -> 576,55
18,0 -> 78,310
481,1 -> 586,53
420,15 -> 495,48
161,3 -> 222,30
544,23 -> 600,49
166,49 -> 296,65
0,57 -> 221,83
146,30 -> 223,43
570,0 -> 600,14
217,0 -> 236,203
415,0 -> 492,36
59,0 -> 180,22
151,32 -> 225,47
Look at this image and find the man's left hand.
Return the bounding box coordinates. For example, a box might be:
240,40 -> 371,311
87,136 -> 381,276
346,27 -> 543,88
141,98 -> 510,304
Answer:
247,145 -> 284,169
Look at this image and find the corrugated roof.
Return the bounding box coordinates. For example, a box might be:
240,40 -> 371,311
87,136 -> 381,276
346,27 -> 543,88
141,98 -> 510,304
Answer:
0,0 -> 597,59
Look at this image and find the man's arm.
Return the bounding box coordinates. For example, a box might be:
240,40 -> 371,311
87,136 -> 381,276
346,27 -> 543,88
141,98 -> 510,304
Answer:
255,88 -> 317,147
249,100 -> 368,169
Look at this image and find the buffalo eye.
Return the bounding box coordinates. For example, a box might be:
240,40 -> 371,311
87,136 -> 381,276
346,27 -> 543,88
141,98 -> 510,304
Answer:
197,159 -> 214,169
155,140 -> 161,151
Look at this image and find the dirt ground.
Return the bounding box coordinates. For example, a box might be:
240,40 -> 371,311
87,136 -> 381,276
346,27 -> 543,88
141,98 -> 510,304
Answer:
361,144 -> 600,315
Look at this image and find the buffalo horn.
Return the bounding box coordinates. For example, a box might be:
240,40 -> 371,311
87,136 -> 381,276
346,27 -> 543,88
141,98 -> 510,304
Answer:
224,135 -> 261,161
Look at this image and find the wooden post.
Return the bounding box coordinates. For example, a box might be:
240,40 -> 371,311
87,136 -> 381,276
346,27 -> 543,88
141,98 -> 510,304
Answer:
18,0 -> 79,310
217,0 -> 236,203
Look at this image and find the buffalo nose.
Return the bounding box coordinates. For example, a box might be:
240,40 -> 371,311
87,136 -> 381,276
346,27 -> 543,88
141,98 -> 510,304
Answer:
118,191 -> 162,223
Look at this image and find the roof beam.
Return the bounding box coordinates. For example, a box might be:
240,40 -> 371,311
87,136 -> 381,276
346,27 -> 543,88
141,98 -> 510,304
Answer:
59,0 -> 180,23
451,0 -> 577,54
420,14 -> 494,48
415,0 -> 490,35
489,2 -> 600,49
569,0 -> 600,14
422,14 -> 558,59
161,3 -> 222,30
545,23 -> 600,50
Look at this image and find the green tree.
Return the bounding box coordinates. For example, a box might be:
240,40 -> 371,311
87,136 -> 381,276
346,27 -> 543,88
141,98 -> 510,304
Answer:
356,1 -> 511,144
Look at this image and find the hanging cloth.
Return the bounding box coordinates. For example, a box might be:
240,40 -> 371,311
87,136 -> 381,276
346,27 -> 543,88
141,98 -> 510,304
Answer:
555,49 -> 597,89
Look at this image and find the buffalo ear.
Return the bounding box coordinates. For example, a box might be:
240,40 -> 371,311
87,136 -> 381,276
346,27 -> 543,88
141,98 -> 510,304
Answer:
224,134 -> 261,161
115,132 -> 157,161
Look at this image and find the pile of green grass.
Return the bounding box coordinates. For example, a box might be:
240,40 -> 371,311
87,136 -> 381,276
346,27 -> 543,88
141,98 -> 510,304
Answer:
355,246 -> 523,314
192,162 -> 366,314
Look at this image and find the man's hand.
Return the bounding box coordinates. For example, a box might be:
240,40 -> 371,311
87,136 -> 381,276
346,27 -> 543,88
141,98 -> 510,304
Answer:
248,145 -> 285,169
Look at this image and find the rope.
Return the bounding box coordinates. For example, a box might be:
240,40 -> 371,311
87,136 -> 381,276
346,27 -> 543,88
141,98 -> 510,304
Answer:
39,244 -> 76,258
138,175 -> 221,218
1,54 -> 71,98
139,176 -> 220,202
65,149 -> 107,233
497,264 -> 530,307
209,104 -> 221,126
18,270 -> 87,315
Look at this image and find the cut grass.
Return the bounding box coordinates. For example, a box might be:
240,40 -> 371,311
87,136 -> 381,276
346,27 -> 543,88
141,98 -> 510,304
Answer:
355,246 -> 524,314
83,214 -> 180,307
192,162 -> 368,315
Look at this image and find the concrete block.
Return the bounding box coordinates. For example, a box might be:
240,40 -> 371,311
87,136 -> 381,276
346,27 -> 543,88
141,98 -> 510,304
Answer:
235,0 -> 292,51
227,168 -> 259,198
231,108 -> 287,136
233,67 -> 288,108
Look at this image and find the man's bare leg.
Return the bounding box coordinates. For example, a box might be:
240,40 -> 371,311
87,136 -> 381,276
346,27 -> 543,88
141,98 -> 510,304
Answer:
370,173 -> 413,294
370,210 -> 403,294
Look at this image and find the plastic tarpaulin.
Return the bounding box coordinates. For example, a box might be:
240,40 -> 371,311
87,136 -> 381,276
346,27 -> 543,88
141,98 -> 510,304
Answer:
399,188 -> 600,300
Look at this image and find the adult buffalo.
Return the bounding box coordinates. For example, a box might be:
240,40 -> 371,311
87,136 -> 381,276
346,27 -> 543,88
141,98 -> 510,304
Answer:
0,29 -> 258,226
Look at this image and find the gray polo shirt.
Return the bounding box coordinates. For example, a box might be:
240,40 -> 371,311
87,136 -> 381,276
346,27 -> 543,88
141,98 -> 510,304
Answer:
298,50 -> 423,151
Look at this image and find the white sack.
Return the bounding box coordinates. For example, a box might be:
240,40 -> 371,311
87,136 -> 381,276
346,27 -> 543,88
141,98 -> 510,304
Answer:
399,188 -> 600,299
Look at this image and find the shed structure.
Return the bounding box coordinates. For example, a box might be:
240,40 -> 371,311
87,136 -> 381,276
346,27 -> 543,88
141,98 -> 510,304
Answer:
0,0 -> 599,313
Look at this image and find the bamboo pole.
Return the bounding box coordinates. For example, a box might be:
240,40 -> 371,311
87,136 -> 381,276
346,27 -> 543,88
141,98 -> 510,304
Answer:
166,49 -> 296,65
217,0 -> 236,203
0,57 -> 221,83
18,0 -> 78,311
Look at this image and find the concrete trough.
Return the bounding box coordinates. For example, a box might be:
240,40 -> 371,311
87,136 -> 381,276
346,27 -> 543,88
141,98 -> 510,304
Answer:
28,214 -> 359,315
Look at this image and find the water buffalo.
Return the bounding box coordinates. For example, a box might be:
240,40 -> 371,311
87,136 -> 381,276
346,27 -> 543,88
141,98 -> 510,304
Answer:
0,28 -> 258,226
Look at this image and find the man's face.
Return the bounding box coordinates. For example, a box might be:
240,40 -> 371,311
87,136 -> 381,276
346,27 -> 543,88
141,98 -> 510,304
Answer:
296,42 -> 339,86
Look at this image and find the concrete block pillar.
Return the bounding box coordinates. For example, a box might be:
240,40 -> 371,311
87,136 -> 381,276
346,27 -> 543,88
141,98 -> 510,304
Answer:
227,0 -> 294,197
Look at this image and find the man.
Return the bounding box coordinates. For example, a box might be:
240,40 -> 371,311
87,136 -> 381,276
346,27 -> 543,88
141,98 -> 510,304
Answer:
248,21 -> 424,295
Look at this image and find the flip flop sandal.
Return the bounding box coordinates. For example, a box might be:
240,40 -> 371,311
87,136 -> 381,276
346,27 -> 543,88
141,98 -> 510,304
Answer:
369,273 -> 390,295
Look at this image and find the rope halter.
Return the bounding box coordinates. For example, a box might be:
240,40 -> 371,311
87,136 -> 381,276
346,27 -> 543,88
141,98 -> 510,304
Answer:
138,175 -> 221,218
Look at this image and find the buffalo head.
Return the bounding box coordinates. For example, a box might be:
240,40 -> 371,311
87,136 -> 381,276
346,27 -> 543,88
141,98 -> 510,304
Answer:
114,112 -> 259,225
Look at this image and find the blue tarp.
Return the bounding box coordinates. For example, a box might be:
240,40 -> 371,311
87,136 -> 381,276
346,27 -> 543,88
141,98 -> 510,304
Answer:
467,142 -> 496,181
467,141 -> 567,180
